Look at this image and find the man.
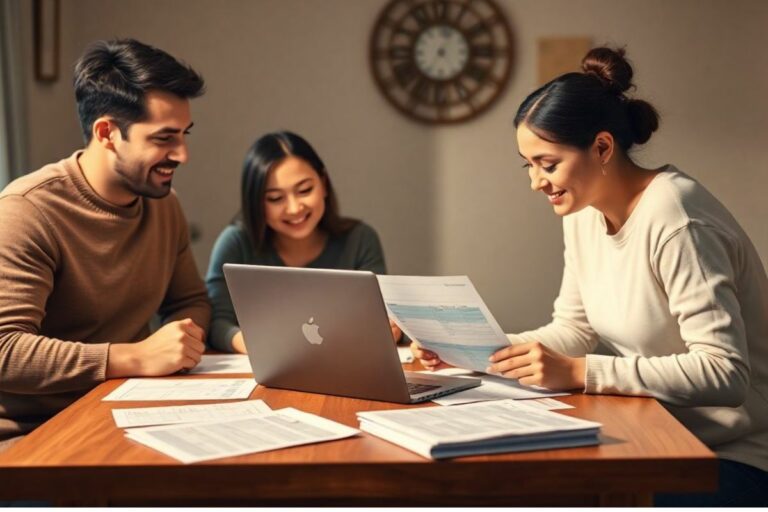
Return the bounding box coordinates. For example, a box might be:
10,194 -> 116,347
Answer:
0,39 -> 211,451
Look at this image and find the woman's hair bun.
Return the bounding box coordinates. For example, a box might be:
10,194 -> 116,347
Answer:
625,98 -> 659,145
515,45 -> 660,151
581,47 -> 633,94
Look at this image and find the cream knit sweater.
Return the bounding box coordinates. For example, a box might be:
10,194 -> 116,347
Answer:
511,166 -> 768,472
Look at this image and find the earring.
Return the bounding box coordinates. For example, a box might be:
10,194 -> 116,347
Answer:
601,161 -> 607,176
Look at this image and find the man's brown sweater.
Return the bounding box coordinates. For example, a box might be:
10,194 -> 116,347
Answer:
0,151 -> 211,441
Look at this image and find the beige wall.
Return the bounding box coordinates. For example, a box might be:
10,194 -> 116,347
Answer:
17,0 -> 768,332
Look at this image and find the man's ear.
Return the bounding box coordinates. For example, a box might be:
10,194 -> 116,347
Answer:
91,118 -> 118,149
593,131 -> 615,165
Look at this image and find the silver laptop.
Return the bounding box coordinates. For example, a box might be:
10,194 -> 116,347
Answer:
223,264 -> 481,403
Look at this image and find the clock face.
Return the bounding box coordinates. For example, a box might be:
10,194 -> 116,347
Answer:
370,0 -> 514,124
414,25 -> 469,80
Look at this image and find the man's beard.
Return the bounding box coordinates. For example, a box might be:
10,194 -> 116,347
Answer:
114,154 -> 177,200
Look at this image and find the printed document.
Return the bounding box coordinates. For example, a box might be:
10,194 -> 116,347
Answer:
418,368 -> 569,405
112,399 -> 271,428
187,354 -> 253,375
125,407 -> 359,464
522,397 -> 574,411
103,378 -> 257,401
431,373 -> 570,405
377,275 -> 509,372
358,399 -> 600,459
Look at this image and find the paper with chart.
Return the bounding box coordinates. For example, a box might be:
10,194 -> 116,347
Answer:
187,354 -> 253,375
112,400 -> 271,428
125,407 -> 359,464
377,275 -> 509,372
103,378 -> 257,401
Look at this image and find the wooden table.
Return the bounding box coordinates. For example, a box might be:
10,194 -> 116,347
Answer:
0,366 -> 717,506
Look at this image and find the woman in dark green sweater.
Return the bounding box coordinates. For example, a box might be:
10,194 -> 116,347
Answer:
206,131 -> 399,353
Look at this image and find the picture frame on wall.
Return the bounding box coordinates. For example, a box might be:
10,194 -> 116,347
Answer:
33,0 -> 60,82
537,37 -> 592,86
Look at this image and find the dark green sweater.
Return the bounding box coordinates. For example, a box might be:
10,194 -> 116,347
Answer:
205,222 -> 386,351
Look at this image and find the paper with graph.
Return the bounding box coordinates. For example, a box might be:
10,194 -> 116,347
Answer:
376,275 -> 509,372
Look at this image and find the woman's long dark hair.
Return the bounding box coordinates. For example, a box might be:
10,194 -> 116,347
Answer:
240,131 -> 357,253
514,47 -> 660,153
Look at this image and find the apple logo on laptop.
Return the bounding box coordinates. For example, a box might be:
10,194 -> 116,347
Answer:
302,317 -> 324,345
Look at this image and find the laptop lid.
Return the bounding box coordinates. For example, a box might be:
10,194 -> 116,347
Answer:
223,264 -> 416,403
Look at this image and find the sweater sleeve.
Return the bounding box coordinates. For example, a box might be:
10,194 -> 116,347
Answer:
0,195 -> 108,393
510,226 -> 599,357
353,223 -> 387,274
585,223 -> 750,407
205,226 -> 245,352
157,199 -> 211,333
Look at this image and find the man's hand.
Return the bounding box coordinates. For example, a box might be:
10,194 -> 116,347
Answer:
410,340 -> 453,371
487,341 -> 585,390
107,318 -> 206,377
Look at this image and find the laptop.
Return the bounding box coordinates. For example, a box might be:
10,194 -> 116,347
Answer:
223,264 -> 481,403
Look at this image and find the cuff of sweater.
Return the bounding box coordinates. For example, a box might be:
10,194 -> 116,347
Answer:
223,325 -> 241,353
84,342 -> 110,382
584,354 -> 615,394
207,323 -> 241,352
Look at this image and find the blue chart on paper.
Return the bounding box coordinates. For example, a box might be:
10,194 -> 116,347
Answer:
387,304 -> 506,372
387,304 -> 487,324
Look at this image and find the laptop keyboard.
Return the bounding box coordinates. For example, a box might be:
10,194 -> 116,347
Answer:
407,382 -> 441,396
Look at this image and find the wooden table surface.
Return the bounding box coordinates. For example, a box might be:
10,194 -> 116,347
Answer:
0,365 -> 717,506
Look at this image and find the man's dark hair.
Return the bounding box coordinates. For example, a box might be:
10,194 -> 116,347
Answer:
74,38 -> 205,144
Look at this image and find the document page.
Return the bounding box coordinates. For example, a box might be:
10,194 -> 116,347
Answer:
187,354 -> 253,375
358,399 -> 600,444
397,346 -> 414,363
377,275 -> 509,372
520,398 -> 574,411
103,379 -> 257,401
125,407 -> 359,464
112,399 -> 271,428
431,373 -> 570,406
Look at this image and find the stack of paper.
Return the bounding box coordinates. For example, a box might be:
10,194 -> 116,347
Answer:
112,400 -> 358,463
357,399 -> 601,460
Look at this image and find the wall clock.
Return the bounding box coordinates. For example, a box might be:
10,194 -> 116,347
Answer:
370,0 -> 514,125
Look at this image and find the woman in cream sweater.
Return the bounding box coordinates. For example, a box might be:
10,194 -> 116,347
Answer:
412,47 -> 768,506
